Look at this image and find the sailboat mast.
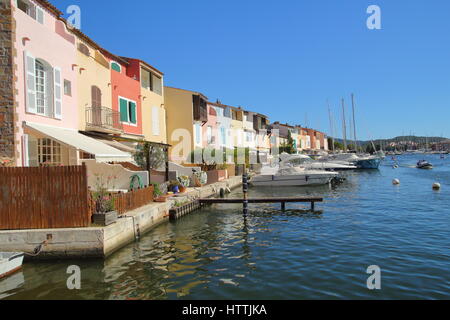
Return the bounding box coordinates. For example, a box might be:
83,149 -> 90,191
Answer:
327,100 -> 335,153
351,93 -> 358,153
342,98 -> 348,152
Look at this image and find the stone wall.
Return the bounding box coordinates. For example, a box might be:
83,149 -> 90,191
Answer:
0,0 -> 17,165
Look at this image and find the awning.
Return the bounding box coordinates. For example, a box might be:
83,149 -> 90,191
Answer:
24,122 -> 134,162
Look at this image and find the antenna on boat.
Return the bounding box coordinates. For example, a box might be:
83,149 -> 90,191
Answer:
341,98 -> 348,152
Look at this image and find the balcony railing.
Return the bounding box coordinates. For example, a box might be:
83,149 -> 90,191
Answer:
86,106 -> 123,132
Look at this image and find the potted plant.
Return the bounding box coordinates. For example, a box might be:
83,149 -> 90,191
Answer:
152,183 -> 167,202
177,175 -> 190,193
193,171 -> 208,187
91,174 -> 118,226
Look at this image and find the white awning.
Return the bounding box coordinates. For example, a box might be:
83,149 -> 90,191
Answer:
24,122 -> 133,162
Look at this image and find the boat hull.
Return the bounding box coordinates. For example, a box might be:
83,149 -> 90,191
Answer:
0,253 -> 24,279
356,158 -> 382,169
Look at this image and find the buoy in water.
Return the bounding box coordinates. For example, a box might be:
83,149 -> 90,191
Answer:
432,183 -> 441,190
392,179 -> 400,185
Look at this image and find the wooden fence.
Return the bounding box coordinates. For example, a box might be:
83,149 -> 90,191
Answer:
0,165 -> 91,230
113,186 -> 154,215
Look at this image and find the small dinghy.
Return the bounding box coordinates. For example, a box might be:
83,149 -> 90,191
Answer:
0,252 -> 24,279
417,160 -> 433,169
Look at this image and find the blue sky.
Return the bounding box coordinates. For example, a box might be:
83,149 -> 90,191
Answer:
53,0 -> 450,140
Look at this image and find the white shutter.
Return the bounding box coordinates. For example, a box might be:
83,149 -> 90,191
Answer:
22,135 -> 29,167
36,7 -> 44,24
28,136 -> 39,167
53,67 -> 62,119
24,51 -> 37,114
152,106 -> 160,136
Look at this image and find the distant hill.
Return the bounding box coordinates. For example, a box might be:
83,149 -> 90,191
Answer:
331,136 -> 448,150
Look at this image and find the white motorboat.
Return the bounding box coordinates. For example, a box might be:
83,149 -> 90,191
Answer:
0,252 -> 24,279
279,153 -> 357,171
250,165 -> 339,187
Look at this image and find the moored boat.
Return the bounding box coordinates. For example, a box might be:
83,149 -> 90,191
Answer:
0,252 -> 24,279
416,160 -> 433,169
250,166 -> 338,187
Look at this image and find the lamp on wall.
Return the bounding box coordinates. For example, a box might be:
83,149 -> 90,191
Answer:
72,64 -> 78,71
22,37 -> 30,45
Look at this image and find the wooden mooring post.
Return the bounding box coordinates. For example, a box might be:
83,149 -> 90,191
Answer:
243,173 -> 249,215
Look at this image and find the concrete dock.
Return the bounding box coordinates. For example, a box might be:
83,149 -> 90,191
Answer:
0,176 -> 242,259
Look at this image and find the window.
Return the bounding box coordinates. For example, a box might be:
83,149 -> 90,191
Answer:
152,106 -> 160,136
78,43 -> 90,56
37,138 -> 62,166
18,0 -> 44,24
140,67 -> 162,95
35,60 -> 46,115
207,126 -> 213,144
111,62 -> 121,73
195,124 -> 201,144
119,97 -> 137,125
221,127 -> 226,145
64,80 -> 71,96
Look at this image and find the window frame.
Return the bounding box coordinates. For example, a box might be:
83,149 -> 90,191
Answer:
118,96 -> 138,126
37,138 -> 62,166
35,60 -> 47,116
64,79 -> 72,96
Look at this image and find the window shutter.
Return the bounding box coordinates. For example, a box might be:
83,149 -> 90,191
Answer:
36,7 -> 44,24
28,135 -> 39,167
129,102 -> 137,124
119,98 -> 128,122
53,67 -> 62,119
152,106 -> 160,135
24,51 -> 37,114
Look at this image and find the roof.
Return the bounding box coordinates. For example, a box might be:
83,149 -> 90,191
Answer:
164,86 -> 208,101
121,57 -> 164,76
35,0 -> 63,16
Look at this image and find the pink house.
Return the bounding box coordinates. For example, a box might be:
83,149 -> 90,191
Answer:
12,0 -> 78,166
9,0 -> 129,167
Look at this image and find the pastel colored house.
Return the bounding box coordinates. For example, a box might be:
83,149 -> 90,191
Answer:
230,107 -> 245,148
209,101 -> 233,150
164,86 -> 208,162
122,58 -> 167,145
0,0 -> 135,168
203,104 -> 218,148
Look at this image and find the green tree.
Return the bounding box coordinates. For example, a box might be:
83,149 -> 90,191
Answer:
280,131 -> 296,154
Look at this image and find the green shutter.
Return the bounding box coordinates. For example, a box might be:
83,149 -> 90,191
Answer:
129,102 -> 137,124
120,98 -> 128,122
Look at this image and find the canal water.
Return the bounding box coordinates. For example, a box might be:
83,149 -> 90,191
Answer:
1,154 -> 449,300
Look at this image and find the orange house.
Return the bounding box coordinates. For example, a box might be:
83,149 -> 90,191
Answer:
107,57 -> 143,139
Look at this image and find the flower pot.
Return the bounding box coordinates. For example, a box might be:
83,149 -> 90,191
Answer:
179,186 -> 187,193
93,211 -> 118,226
155,196 -> 168,202
172,185 -> 180,194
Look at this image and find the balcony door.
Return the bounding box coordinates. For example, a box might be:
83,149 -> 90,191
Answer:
91,86 -> 102,126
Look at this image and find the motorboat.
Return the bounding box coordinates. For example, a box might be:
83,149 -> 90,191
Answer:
250,164 -> 339,187
417,160 -> 433,169
279,153 -> 357,171
319,152 -> 384,169
0,252 -> 24,279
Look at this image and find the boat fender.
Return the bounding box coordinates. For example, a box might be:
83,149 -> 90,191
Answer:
392,179 -> 400,185
219,188 -> 225,198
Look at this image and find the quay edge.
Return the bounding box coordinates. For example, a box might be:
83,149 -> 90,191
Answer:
0,176 -> 243,260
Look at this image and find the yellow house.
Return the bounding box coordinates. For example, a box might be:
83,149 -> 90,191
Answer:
230,107 -> 244,147
75,34 -> 118,135
164,86 -> 208,162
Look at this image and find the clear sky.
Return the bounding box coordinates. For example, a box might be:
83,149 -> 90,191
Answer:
53,0 -> 450,140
